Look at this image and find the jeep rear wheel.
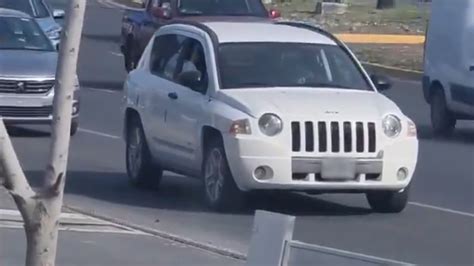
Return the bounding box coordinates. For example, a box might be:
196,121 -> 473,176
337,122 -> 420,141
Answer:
431,89 -> 456,137
366,187 -> 409,213
126,116 -> 162,188
203,138 -> 243,212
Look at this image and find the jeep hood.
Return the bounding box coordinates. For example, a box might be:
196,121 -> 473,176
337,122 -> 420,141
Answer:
215,88 -> 404,120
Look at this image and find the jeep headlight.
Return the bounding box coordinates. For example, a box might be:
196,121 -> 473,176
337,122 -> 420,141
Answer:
259,113 -> 283,136
382,114 -> 402,138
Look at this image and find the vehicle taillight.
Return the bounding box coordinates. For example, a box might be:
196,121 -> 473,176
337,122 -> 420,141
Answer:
269,9 -> 281,19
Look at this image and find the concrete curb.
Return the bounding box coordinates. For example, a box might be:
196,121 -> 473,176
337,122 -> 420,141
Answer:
362,62 -> 422,81
64,204 -> 247,261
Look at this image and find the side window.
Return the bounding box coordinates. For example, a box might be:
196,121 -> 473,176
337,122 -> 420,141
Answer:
174,37 -> 209,93
149,34 -> 184,78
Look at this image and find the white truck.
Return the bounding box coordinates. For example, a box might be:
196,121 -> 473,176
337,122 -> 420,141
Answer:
122,20 -> 419,213
423,0 -> 474,136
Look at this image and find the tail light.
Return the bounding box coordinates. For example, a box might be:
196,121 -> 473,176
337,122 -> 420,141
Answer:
269,9 -> 281,19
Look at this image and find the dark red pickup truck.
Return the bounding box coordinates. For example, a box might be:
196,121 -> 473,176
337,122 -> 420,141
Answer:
120,0 -> 280,72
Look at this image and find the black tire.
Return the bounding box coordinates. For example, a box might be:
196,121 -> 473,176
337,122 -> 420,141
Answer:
431,88 -> 456,137
70,120 -> 78,136
202,137 -> 244,212
366,187 -> 409,213
126,115 -> 163,188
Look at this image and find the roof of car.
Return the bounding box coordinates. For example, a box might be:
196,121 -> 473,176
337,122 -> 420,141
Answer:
0,8 -> 32,18
199,21 -> 338,45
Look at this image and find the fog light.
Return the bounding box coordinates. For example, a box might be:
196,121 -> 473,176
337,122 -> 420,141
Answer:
397,167 -> 408,181
254,166 -> 273,180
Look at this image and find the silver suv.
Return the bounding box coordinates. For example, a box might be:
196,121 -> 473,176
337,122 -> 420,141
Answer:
0,8 -> 80,135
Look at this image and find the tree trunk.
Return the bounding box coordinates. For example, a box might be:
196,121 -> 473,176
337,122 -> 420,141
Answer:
0,0 -> 86,265
23,199 -> 63,266
376,0 -> 395,9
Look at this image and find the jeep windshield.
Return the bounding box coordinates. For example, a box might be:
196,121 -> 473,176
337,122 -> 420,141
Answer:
218,42 -> 372,91
0,17 -> 55,51
178,0 -> 268,17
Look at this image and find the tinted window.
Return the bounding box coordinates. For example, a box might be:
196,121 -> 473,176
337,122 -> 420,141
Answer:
174,38 -> 208,92
0,17 -> 54,51
150,34 -> 208,92
178,0 -> 267,17
0,0 -> 34,16
149,34 -> 185,77
218,42 -> 371,91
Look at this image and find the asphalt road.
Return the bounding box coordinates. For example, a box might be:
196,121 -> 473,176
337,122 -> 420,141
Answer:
8,0 -> 474,265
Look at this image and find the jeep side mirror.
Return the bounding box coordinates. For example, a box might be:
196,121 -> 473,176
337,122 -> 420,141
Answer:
53,9 -> 65,19
177,71 -> 202,92
370,74 -> 392,91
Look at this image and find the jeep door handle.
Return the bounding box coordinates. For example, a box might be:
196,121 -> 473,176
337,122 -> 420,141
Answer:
168,92 -> 178,100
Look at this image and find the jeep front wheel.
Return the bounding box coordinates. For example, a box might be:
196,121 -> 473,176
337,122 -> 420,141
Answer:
203,138 -> 243,212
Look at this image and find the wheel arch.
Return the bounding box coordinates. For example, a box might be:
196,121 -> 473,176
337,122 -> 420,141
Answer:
427,80 -> 445,103
201,125 -> 223,155
124,107 -> 141,140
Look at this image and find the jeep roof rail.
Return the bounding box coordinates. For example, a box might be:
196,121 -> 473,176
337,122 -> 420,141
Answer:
274,20 -> 344,46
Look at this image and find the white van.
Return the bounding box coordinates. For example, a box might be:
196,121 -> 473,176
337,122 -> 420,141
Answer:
423,0 -> 474,136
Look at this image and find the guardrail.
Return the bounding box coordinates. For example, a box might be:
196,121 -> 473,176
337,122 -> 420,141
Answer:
246,210 -> 413,266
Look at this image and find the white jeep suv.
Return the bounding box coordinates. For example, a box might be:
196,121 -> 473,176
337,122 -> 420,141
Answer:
122,20 -> 419,213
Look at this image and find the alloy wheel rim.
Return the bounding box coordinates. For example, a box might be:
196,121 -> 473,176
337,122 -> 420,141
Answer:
204,149 -> 224,203
127,127 -> 142,180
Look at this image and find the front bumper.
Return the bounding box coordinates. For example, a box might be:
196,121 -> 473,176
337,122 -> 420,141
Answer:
0,91 -> 80,125
224,135 -> 418,192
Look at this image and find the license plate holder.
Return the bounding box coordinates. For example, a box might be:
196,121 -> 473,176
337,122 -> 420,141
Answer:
321,158 -> 356,180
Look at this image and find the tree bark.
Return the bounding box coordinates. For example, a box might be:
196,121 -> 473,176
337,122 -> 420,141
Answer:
0,0 -> 86,265
376,0 -> 395,9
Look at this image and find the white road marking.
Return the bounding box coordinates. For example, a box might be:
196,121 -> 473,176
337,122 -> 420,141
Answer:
0,208 -> 148,235
84,87 -> 121,94
109,51 -> 123,57
409,202 -> 474,218
78,128 -> 121,139
0,209 -> 92,220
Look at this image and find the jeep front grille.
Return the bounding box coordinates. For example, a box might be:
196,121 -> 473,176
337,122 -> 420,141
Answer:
291,121 -> 377,153
0,79 -> 54,94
